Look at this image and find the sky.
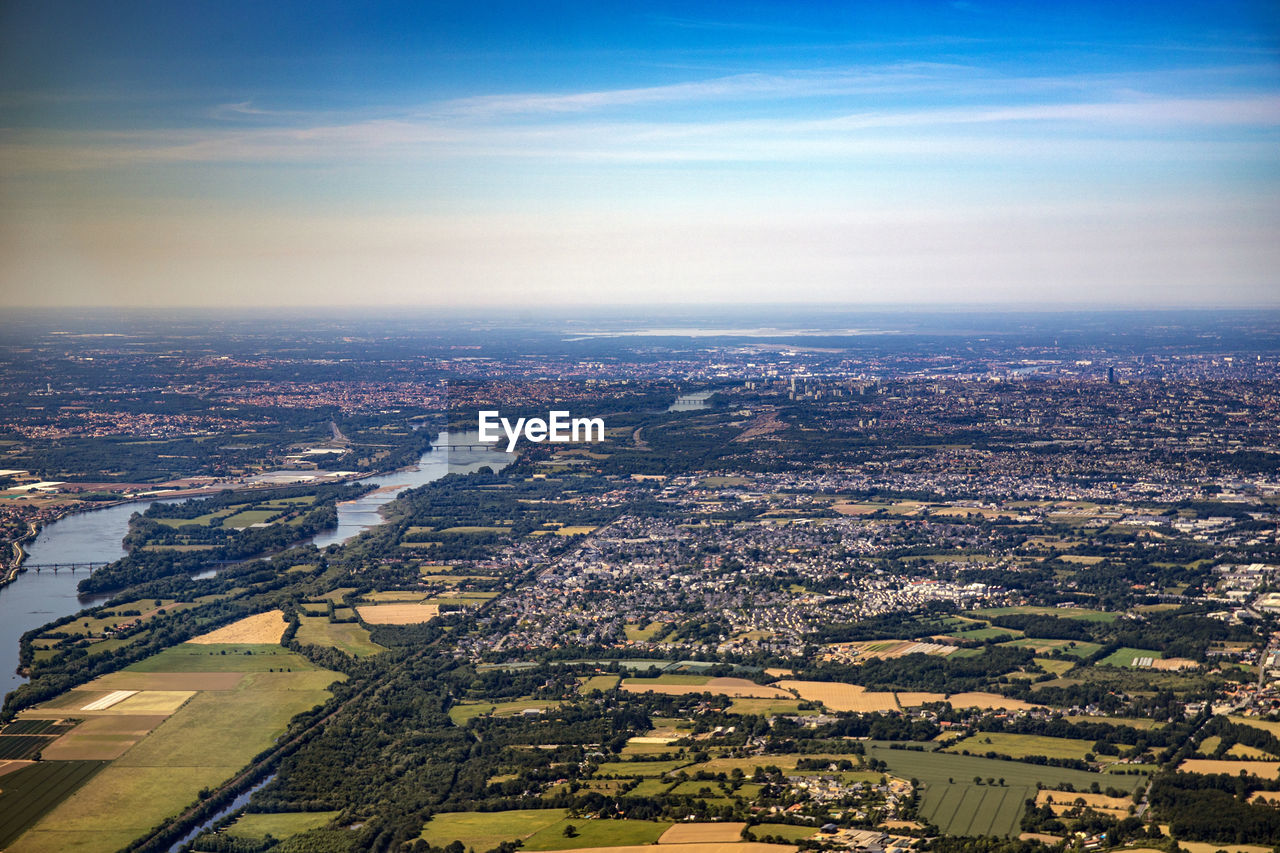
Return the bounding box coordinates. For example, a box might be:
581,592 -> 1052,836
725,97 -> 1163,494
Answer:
1,1 -> 1278,309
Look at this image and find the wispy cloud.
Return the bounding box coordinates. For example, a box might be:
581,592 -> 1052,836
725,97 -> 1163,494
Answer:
4,90 -> 1277,173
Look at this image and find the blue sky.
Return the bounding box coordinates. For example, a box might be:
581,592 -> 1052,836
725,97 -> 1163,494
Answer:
1,1 -> 1277,308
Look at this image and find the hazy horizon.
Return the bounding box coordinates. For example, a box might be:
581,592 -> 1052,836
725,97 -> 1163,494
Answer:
2,2 -> 1278,309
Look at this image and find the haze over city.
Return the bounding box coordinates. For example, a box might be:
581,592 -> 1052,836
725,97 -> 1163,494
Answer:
1,1 -> 1278,308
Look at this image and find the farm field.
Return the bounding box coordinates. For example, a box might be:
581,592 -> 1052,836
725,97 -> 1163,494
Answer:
419,808 -> 569,850
1064,715 -> 1163,729
524,817 -> 672,849
622,677 -> 791,699
1176,759 -> 1280,778
188,610 -> 289,645
222,508 -> 279,528
360,590 -> 427,602
295,615 -> 385,656
974,606 -> 1116,623
661,823 -> 747,843
448,698 -> 564,724
1035,790 -> 1132,818
1101,648 -> 1164,668
944,732 -> 1096,762
356,602 -> 441,624
227,811 -> 340,839
579,675 -> 621,694
750,824 -> 819,842
774,680 -> 899,712
866,743 -> 1142,837
594,759 -> 691,777
625,621 -> 670,642
919,780 -> 1030,837
1033,658 -> 1076,675
726,698 -> 808,716
1229,716 -> 1280,737
39,714 -> 169,760
0,761 -> 106,849
1001,638 -> 1102,658
10,648 -> 340,853
1178,844 -> 1275,853
125,643 -> 314,672
942,693 -> 1042,711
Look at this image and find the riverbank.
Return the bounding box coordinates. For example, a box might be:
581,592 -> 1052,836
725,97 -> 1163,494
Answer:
0,434 -> 470,590
0,478 -> 359,591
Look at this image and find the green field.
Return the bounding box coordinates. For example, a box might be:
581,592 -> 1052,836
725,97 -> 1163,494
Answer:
156,508 -> 236,527
227,811 -> 340,839
752,824 -> 819,842
593,759 -> 691,777
867,743 -> 1143,837
579,675 -> 621,694
448,698 -> 563,724
1100,648 -> 1163,667
420,808 -> 568,850
0,761 -> 107,848
523,817 -> 671,850
12,660 -> 340,852
1034,657 -> 1077,675
222,509 -> 280,528
624,621 -> 670,642
295,615 -> 386,657
126,643 -> 317,672
920,780 -> 1030,837
945,732 -> 1096,762
629,777 -> 676,796
975,606 -> 1117,623
1001,638 -> 1103,658
668,780 -> 733,801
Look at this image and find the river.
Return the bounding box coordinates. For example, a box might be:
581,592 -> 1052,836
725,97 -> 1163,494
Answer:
0,432 -> 511,701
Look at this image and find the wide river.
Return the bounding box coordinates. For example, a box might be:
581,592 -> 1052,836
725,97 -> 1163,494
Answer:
0,432 -> 510,701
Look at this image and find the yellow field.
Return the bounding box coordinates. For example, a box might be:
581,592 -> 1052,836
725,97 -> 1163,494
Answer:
944,692 -> 1041,711
660,823 -> 746,843
1036,790 -> 1132,818
896,692 -> 948,706
360,590 -> 426,602
188,610 -> 287,645
622,677 -> 791,699
356,602 -> 441,624
1177,759 -> 1280,778
1178,843 -> 1274,853
1229,715 -> 1280,737
1150,658 -> 1198,670
774,680 -> 899,712
108,690 -> 195,714
555,525 -> 597,536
